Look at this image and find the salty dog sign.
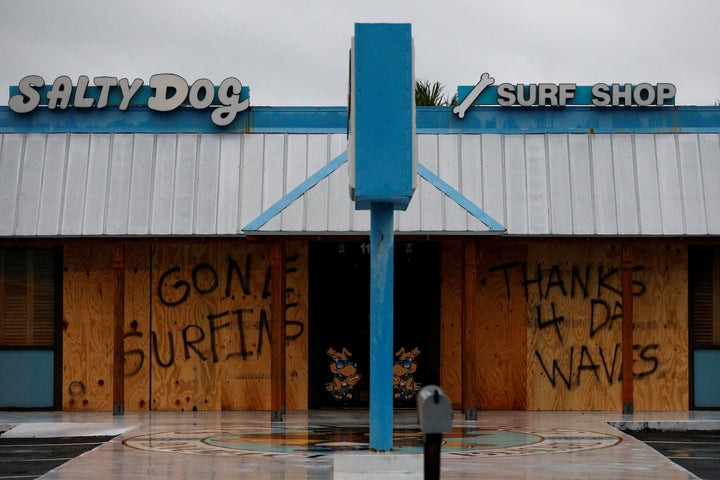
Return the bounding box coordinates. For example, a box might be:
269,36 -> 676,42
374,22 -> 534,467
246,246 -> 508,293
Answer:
453,73 -> 676,118
8,74 -> 250,126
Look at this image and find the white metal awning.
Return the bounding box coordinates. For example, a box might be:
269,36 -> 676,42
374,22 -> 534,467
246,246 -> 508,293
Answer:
1,132 -> 719,237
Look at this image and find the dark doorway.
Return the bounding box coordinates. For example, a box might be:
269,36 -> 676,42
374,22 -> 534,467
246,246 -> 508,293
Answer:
308,241 -> 440,409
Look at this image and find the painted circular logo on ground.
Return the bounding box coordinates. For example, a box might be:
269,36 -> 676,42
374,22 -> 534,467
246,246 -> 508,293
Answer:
203,426 -> 540,454
123,425 -> 620,458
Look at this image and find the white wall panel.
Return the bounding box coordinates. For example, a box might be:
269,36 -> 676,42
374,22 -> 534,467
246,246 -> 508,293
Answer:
397,181 -> 421,232
655,134 -> 684,235
82,134 -> 111,235
456,135 -> 481,231
438,135 -> 464,230
171,134 -> 199,234
504,136 -> 528,234
328,135 -> 353,232
238,134 -> 264,231
282,134 -> 308,231
216,135 -> 242,234
397,136 -> 422,233
127,135 -> 155,235
194,135 -> 221,235
326,160 -> 351,232
525,135 -> 549,234
634,134 -> 663,234
480,134 -> 505,229
698,134 -> 720,234
16,134 -> 46,235
105,134 -> 133,235
61,134 -> 90,235
150,135 -> 177,235
612,134 -> 640,235
0,135 -> 23,235
590,135 -> 617,235
677,134 -> 707,235
36,135 -> 67,235
547,134 -> 572,234
419,135 -> 443,231
261,135 -> 286,232
567,134 -> 594,234
306,135 -> 331,231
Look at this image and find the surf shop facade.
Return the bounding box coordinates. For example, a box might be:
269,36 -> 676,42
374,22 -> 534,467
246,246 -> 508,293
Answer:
2,35 -> 720,414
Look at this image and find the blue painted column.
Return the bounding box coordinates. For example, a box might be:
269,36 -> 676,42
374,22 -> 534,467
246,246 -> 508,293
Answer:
369,202 -> 395,451
350,23 -> 415,452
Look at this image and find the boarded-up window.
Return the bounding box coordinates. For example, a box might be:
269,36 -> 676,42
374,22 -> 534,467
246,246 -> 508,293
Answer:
0,250 -> 56,346
690,247 -> 720,347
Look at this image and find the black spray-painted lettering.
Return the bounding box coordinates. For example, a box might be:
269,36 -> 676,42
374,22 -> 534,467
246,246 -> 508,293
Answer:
488,260 -> 665,390
125,252 -> 305,375
535,342 -> 659,390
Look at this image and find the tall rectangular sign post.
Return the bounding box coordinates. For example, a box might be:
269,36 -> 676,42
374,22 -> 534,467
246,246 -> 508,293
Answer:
348,23 -> 416,452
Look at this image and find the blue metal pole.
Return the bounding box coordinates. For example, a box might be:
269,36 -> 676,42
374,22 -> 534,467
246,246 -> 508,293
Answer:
369,202 -> 395,451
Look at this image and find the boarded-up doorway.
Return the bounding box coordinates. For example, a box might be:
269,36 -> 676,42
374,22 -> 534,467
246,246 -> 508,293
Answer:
308,241 -> 440,408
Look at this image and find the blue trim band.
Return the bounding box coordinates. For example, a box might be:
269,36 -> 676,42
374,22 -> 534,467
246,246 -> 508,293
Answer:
417,164 -> 505,232
0,106 -> 348,134
422,106 -> 714,134
242,151 -> 349,231
1,106 -> 719,134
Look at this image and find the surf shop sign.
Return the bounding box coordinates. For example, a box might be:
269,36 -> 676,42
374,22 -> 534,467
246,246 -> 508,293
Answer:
453,73 -> 676,118
8,74 -> 250,126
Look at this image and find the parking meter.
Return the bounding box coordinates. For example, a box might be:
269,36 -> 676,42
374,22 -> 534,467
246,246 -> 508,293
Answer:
417,385 -> 452,480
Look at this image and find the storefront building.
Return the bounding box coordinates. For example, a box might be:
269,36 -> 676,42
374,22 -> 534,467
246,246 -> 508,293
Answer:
1,67 -> 719,414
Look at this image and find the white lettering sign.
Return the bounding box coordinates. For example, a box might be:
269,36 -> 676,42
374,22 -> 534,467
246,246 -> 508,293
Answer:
453,74 -> 677,117
8,74 -> 250,126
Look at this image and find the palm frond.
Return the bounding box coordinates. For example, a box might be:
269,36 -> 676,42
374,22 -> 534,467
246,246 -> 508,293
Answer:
415,79 -> 457,106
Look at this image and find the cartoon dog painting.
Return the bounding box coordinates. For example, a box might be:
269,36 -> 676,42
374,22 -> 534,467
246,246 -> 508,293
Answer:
325,347 -> 362,402
393,347 -> 421,401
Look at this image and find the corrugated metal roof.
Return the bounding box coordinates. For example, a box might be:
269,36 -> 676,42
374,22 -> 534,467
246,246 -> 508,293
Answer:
1,132 -> 719,237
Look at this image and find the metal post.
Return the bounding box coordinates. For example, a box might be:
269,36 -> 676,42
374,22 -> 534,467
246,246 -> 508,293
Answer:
369,202 -> 394,451
424,433 -> 442,480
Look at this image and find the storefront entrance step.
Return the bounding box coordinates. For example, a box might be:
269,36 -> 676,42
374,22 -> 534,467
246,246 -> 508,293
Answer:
334,452 -> 422,479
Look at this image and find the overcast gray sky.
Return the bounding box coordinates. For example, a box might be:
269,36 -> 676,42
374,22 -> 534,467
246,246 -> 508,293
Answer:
1,0 -> 718,106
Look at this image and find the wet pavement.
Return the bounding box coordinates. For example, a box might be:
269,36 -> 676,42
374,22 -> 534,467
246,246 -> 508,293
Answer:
0,410 -> 718,479
625,430 -> 720,480
0,436 -> 115,480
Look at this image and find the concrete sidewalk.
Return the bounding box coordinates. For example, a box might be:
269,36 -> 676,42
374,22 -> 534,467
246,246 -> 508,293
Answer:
2,410 -> 718,479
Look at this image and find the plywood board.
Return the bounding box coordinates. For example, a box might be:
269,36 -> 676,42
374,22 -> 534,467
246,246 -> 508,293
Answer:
222,378 -> 271,410
527,244 -> 623,410
123,243 -> 151,411
64,240 -> 309,412
150,243 -> 272,411
633,243 -> 689,410
285,240 -> 309,410
440,239 -> 463,409
474,243 -> 528,410
525,242 -> 690,411
62,244 -> 115,411
148,241 -> 309,411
